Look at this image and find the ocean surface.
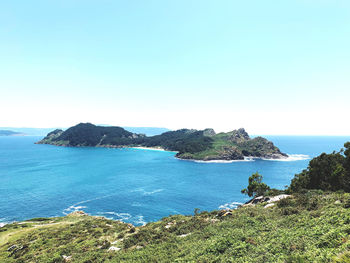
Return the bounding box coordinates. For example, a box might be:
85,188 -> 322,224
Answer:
0,135 -> 349,226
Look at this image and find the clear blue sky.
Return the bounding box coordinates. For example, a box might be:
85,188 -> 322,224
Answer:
1,0 -> 349,135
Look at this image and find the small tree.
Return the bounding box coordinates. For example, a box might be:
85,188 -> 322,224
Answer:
241,172 -> 270,197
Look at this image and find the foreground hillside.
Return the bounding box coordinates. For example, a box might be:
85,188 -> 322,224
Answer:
1,191 -> 349,263
37,123 -> 287,161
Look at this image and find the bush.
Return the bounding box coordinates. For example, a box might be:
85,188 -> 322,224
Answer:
277,197 -> 295,208
289,142 -> 350,193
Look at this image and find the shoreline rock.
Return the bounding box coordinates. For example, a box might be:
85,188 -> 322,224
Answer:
243,194 -> 292,207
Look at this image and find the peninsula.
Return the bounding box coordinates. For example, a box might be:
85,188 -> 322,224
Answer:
36,123 -> 287,161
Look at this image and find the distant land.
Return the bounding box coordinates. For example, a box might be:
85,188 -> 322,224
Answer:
123,127 -> 170,136
0,127 -> 60,136
0,130 -> 24,136
0,127 -> 169,136
37,123 -> 287,161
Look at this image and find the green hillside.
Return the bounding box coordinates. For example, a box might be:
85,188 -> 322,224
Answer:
1,192 -> 349,263
37,123 -> 287,161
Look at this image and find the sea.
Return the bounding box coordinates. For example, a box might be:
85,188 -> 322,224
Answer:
0,135 -> 349,226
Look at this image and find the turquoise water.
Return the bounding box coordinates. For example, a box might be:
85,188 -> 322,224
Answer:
0,136 -> 349,226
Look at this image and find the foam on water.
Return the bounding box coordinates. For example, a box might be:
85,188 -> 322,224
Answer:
131,188 -> 164,196
262,154 -> 310,162
187,157 -> 254,163
0,218 -> 8,228
97,212 -> 132,221
183,154 -> 309,163
63,195 -> 115,215
97,212 -> 147,226
133,215 -> 147,226
63,205 -> 88,215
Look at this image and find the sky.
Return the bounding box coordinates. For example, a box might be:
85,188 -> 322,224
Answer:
0,0 -> 349,135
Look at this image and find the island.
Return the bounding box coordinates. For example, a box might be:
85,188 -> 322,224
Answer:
36,123 -> 287,161
0,130 -> 24,136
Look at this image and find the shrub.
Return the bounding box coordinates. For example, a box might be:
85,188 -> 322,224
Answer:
289,142 -> 350,193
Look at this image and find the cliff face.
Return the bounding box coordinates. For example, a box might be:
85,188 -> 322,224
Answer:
175,128 -> 287,161
37,124 -> 287,160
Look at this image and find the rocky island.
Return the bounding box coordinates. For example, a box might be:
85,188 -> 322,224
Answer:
37,123 -> 287,161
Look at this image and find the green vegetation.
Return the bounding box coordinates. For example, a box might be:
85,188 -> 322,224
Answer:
289,142 -> 350,193
37,123 -> 287,161
173,129 -> 287,161
37,123 -> 144,147
1,192 -> 349,262
141,129 -> 214,154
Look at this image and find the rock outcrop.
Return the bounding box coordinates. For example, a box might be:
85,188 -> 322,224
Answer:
243,194 -> 292,207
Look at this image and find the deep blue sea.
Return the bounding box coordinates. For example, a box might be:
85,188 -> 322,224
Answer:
0,136 -> 349,226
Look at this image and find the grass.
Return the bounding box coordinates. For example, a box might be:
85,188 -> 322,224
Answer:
177,136 -> 240,160
1,192 -> 350,262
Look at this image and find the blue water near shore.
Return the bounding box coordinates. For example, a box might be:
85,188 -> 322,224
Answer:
0,135 -> 349,226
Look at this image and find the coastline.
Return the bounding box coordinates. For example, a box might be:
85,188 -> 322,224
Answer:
176,154 -> 309,163
36,142 -> 310,162
176,157 -> 255,163
128,146 -> 178,153
1,192 -> 348,262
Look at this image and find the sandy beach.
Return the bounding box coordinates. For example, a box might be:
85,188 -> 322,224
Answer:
129,146 -> 178,153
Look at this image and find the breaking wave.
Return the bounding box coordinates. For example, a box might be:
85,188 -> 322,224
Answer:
97,212 -> 132,221
97,212 -> 146,226
262,154 -> 310,162
63,194 -> 115,215
191,157 -> 254,163
133,215 -> 147,226
182,154 -> 310,163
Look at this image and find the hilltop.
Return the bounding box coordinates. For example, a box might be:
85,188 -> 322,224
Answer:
36,123 -> 287,161
0,126 -> 169,136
